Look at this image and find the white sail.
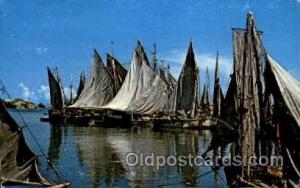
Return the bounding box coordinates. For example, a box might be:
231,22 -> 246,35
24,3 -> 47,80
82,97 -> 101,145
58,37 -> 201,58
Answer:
102,41 -> 173,114
70,49 -> 114,108
266,54 -> 300,128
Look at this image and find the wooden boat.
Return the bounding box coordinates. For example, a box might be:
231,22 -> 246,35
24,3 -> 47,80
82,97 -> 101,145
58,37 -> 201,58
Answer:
47,67 -> 65,124
221,12 -> 300,187
0,99 -> 70,187
152,117 -> 202,130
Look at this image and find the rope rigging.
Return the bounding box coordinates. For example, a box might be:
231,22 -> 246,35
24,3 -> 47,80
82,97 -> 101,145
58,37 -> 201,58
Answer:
0,78 -> 65,182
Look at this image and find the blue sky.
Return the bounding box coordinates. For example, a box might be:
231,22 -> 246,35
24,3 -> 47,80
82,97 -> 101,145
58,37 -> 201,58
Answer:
0,0 -> 299,103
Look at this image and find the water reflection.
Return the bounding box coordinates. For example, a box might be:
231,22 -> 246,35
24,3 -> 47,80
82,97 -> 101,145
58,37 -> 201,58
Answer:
70,127 -> 227,187
48,125 -> 62,163
11,110 -> 228,187
73,127 -> 126,188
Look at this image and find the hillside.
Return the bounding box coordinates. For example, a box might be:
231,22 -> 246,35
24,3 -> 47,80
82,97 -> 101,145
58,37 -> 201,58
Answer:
4,98 -> 46,110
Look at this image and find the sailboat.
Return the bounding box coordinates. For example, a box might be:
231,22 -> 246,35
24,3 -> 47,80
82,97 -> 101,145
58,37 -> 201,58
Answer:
263,54 -> 300,187
0,99 -> 69,187
70,49 -> 114,108
201,55 -> 225,128
67,49 -> 115,125
222,11 -> 266,187
200,66 -> 211,115
103,41 -> 173,115
222,12 -> 300,187
153,42 -> 201,129
212,52 -> 224,118
47,67 -> 65,124
174,42 -> 199,119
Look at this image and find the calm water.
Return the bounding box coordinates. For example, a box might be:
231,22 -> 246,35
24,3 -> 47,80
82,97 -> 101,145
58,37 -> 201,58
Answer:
10,109 -> 228,188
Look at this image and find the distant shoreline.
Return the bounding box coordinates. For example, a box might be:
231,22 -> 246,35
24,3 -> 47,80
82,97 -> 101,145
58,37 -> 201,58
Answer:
4,98 -> 47,110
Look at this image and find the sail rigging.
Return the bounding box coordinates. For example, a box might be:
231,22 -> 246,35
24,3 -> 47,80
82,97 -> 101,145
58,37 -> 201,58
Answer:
0,100 -> 52,185
223,12 -> 265,178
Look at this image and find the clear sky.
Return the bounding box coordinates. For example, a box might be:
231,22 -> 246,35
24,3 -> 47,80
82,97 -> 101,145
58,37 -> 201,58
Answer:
0,0 -> 299,103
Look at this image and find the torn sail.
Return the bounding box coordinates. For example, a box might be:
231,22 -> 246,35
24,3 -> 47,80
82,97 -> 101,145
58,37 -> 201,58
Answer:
103,41 -> 172,114
174,42 -> 199,118
70,50 -> 114,108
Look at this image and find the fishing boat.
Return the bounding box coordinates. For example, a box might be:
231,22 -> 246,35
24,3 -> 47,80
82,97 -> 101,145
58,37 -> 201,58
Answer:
47,67 -> 66,124
66,49 -> 124,125
221,12 -> 300,187
174,42 -> 199,119
0,99 -> 70,187
100,41 -> 175,125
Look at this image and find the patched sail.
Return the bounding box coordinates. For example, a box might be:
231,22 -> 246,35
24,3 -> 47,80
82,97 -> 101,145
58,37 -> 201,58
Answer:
70,49 -> 114,108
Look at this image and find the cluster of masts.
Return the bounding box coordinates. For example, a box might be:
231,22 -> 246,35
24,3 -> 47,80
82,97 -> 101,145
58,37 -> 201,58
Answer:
48,42 -> 219,117
50,46 -> 214,108
45,12 -> 300,187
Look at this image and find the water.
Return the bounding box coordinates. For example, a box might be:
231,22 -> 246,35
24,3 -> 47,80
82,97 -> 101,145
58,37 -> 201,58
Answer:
10,109 -> 228,188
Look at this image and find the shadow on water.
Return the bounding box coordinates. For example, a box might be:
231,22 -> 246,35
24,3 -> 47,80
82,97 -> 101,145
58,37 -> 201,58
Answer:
9,109 -> 229,187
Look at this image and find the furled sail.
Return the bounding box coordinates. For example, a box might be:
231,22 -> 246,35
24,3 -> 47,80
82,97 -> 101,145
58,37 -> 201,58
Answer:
223,12 -> 265,177
265,54 -> 300,130
106,54 -> 127,96
0,100 -> 51,185
47,67 -> 64,110
70,50 -> 114,108
212,53 -> 224,117
174,42 -> 199,118
103,41 -> 172,114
